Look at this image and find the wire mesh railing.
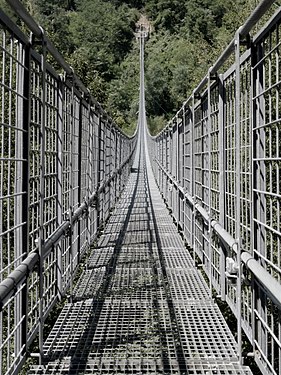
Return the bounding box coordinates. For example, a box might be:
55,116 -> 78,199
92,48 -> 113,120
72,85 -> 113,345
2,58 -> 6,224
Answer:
148,1 -> 281,374
0,1 -> 137,374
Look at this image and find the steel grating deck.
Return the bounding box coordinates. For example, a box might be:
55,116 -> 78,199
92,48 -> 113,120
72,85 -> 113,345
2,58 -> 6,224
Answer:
29,133 -> 253,374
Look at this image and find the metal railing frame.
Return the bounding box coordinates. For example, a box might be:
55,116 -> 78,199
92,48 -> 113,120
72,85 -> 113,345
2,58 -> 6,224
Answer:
148,1 -> 281,374
0,2 -> 137,373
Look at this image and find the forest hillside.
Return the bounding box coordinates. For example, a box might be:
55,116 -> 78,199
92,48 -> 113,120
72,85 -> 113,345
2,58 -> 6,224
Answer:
1,0 -> 261,134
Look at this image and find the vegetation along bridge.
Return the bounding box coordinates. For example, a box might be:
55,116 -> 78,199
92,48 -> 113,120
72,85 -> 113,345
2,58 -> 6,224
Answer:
0,0 -> 281,374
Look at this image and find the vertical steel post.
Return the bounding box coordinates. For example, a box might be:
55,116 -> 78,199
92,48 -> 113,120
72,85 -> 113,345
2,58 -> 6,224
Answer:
250,40 -> 256,351
109,121 -> 112,212
56,75 -> 63,299
14,38 -> 23,360
177,116 -> 182,229
38,29 -> 47,364
68,71 -> 75,301
176,118 -> 179,226
87,98 -> 92,248
77,96 -> 83,264
161,134 -> 164,192
218,73 -> 226,301
235,28 -> 242,363
96,111 -> 102,230
115,129 -> 119,199
182,113 -> 185,231
191,93 -> 195,265
21,36 -> 31,359
207,69 -> 213,297
252,34 -> 267,359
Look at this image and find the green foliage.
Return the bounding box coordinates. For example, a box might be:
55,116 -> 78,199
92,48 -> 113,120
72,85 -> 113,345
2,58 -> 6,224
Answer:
141,0 -> 262,131
0,0 -> 262,135
147,115 -> 166,135
181,0 -> 227,44
68,0 -> 136,75
106,43 -> 140,133
145,0 -> 186,33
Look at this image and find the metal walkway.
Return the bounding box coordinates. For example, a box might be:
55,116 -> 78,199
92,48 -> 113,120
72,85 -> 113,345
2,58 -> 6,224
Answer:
29,120 -> 252,374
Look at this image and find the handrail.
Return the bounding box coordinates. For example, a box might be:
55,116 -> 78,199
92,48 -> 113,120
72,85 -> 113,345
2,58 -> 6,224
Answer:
4,0 -> 135,141
155,159 -> 281,310
0,253 -> 39,310
0,141 -> 136,311
193,0 -> 276,93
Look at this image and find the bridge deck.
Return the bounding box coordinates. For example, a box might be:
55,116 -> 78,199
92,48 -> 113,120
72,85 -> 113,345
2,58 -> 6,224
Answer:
29,134 -> 253,375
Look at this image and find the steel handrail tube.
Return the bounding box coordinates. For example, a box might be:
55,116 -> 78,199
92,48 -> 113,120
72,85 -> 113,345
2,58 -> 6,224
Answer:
5,0 -> 41,36
43,221 -> 71,258
0,253 -> 39,310
155,158 -> 281,315
241,252 -> 281,309
5,0 -> 71,76
44,145 -> 136,257
0,135 -> 136,309
203,0 -> 276,81
211,220 -> 238,252
239,0 -> 276,37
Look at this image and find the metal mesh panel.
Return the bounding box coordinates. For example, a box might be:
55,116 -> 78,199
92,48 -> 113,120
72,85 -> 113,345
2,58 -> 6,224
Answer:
254,286 -> 281,375
27,270 -> 40,339
43,248 -> 58,314
1,284 -> 26,374
29,55 -> 42,253
0,25 -> 32,375
0,6 -> 136,374
224,70 -> 236,239
61,236 -> 72,293
252,20 -> 281,375
210,84 -> 220,221
201,95 -> 210,212
240,58 -> 252,252
44,70 -> 59,239
149,6 -> 281,375
0,22 -> 27,280
209,83 -> 221,294
194,103 -> 203,203
80,103 -> 90,255
62,84 -> 72,219
253,23 -> 281,286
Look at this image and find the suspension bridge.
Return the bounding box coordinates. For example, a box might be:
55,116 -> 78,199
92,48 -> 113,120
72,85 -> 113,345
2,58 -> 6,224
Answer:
0,0 -> 281,374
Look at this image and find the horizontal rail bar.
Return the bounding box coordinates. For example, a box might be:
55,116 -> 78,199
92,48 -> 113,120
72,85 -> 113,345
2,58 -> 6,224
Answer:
0,9 -> 29,43
155,160 -> 237,249
210,39 -> 235,76
43,221 -> 71,257
239,0 -> 276,37
0,142 -> 137,306
241,252 -> 281,309
195,0 -> 276,89
5,0 -> 73,75
44,144 -> 136,258
211,220 -> 238,252
155,159 -> 281,305
0,253 -> 39,310
5,0 -> 41,36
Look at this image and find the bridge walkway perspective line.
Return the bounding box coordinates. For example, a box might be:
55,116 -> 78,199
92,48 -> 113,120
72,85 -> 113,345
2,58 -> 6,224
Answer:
28,35 -> 253,375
